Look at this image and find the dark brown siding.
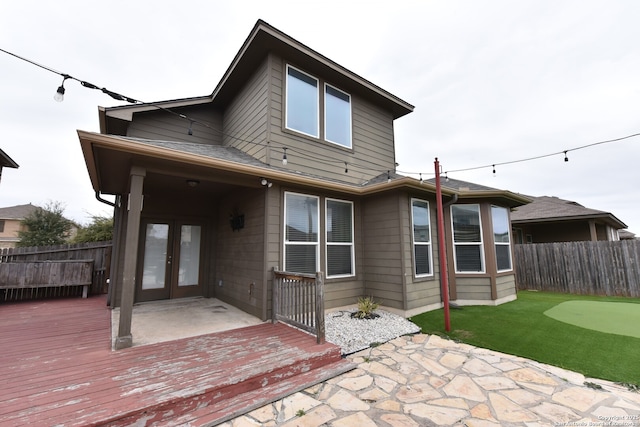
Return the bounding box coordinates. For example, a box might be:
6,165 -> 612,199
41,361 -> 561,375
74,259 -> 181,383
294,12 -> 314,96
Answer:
496,274 -> 517,299
267,57 -> 397,185
127,105 -> 223,145
214,188 -> 266,319
362,192 -> 404,309
224,57 -> 270,160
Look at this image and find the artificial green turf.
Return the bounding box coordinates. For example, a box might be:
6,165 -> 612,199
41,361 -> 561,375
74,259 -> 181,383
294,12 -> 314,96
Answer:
409,291 -> 640,385
544,301 -> 640,339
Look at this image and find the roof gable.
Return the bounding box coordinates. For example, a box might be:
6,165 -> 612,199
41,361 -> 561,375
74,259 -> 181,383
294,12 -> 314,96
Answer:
101,20 -> 414,128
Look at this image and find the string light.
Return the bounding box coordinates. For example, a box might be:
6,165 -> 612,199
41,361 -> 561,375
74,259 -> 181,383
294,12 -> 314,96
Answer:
492,164 -> 496,176
344,162 -> 348,174
188,120 -> 194,136
2,47 -> 640,185
54,74 -> 70,102
419,173 -> 423,184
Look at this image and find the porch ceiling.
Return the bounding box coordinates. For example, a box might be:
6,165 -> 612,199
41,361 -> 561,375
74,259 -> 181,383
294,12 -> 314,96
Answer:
85,141 -> 263,196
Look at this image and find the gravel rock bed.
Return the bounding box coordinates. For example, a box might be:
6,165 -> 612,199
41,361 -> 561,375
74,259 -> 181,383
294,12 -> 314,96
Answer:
325,309 -> 421,355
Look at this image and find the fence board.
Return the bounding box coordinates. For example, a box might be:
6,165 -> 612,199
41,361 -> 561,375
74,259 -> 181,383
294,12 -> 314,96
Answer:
0,242 -> 111,301
514,240 -> 640,297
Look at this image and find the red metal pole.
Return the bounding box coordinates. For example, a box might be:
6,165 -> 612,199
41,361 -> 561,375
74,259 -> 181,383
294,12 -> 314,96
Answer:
435,158 -> 451,332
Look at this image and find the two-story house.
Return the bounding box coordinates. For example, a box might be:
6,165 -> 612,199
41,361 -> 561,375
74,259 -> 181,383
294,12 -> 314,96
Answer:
78,20 -> 528,349
0,204 -> 37,249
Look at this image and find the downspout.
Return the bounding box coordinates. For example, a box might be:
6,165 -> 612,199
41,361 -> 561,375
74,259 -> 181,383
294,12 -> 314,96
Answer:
95,191 -> 117,207
95,192 -> 119,306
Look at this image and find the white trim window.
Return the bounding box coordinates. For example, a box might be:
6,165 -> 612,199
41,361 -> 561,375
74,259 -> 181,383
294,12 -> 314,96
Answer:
285,65 -> 319,138
325,198 -> 354,278
284,192 -> 319,274
411,199 -> 433,277
491,206 -> 512,272
324,84 -> 352,148
451,204 -> 485,273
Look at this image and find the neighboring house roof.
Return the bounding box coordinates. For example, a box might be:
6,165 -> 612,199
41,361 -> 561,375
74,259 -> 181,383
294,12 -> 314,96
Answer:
100,19 -> 414,132
510,195 -> 627,229
619,229 -> 637,240
0,203 -> 38,220
0,148 -> 19,169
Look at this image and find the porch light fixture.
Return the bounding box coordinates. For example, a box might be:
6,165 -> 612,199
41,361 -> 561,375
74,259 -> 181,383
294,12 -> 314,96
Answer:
186,179 -> 200,187
282,148 -> 288,166
54,75 -> 70,102
260,178 -> 272,188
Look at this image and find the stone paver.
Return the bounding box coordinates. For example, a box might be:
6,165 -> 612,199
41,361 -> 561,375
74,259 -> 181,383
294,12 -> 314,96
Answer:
221,334 -> 640,426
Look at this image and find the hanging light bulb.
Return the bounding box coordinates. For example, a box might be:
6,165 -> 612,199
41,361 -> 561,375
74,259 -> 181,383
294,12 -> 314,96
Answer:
564,151 -> 569,162
282,148 -> 288,166
387,170 -> 391,183
445,172 -> 449,182
188,120 -> 194,136
54,75 -> 69,102
419,173 -> 423,184
344,162 -> 348,174
492,165 -> 496,176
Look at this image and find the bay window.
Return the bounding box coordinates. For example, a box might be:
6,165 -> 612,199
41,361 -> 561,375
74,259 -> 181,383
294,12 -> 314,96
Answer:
491,206 -> 512,271
451,204 -> 484,273
411,199 -> 433,276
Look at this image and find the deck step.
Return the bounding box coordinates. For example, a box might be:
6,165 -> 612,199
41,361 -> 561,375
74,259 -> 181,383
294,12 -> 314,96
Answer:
122,358 -> 355,426
103,353 -> 355,426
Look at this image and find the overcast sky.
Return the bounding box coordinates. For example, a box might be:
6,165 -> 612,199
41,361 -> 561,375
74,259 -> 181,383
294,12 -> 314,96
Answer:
1,0 -> 639,233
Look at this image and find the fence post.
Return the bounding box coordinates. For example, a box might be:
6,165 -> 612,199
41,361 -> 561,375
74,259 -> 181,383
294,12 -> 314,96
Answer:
315,271 -> 325,344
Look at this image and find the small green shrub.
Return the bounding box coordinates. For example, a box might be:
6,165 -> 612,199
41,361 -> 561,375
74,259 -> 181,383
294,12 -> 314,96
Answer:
352,296 -> 379,319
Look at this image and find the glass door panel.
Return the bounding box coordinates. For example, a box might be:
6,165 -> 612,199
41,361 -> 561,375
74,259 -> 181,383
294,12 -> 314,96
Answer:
141,223 -> 169,290
178,225 -> 201,287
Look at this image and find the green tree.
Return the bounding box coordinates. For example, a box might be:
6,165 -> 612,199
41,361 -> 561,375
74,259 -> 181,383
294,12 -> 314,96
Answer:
73,215 -> 113,243
17,201 -> 72,247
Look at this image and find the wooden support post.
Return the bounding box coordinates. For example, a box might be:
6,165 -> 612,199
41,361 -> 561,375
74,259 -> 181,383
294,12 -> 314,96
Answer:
114,167 -> 145,350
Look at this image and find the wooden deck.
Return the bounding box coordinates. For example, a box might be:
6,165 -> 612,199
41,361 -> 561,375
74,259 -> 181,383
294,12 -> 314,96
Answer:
0,296 -> 354,426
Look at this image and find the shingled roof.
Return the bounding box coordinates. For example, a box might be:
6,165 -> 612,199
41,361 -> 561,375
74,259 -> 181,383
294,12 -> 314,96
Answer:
0,203 -> 38,220
510,196 -> 627,229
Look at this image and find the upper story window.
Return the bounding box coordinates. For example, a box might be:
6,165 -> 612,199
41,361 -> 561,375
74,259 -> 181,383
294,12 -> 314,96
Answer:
286,66 -> 319,138
285,64 -> 352,149
324,84 -> 352,148
411,199 -> 433,277
451,204 -> 484,273
491,206 -> 512,271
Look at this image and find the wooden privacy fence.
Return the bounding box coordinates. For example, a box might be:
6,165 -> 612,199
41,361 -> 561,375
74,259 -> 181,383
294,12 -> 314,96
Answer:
272,268 -> 325,344
0,241 -> 112,301
514,240 -> 640,297
0,260 -> 94,301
